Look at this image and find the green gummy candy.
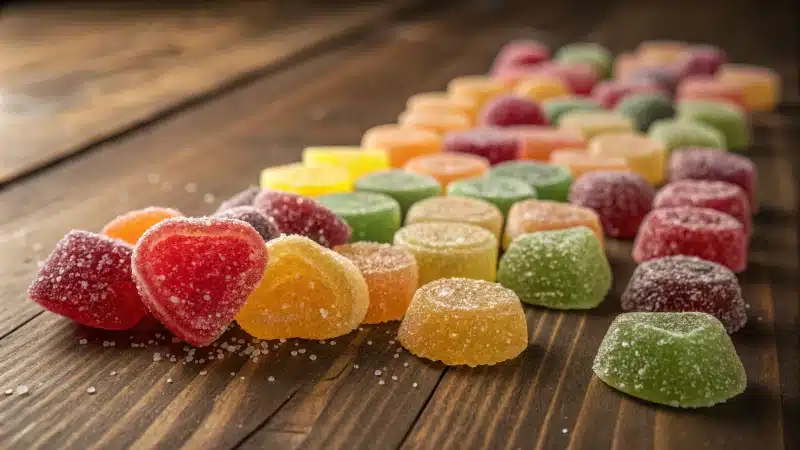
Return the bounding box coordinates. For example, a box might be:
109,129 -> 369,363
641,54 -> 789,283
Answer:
555,42 -> 612,79
497,227 -> 611,309
446,176 -> 536,217
615,93 -> 675,132
677,100 -> 750,151
488,161 -> 573,202
593,312 -> 746,408
542,96 -> 604,125
648,118 -> 726,152
317,192 -> 401,244
354,169 -> 441,216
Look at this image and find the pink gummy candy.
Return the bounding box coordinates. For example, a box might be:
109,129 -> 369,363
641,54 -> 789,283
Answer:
654,180 -> 751,235
633,206 -> 747,272
491,40 -> 550,73
677,45 -> 727,78
621,255 -> 746,333
591,79 -> 667,108
28,230 -> 147,330
569,171 -> 654,239
532,61 -> 599,95
668,147 -> 757,210
478,95 -> 548,127
443,128 -> 521,165
253,190 -> 351,248
132,217 -> 268,346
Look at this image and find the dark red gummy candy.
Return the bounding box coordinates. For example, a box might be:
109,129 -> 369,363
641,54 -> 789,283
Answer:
654,180 -> 751,235
28,230 -> 147,330
215,206 -> 281,241
216,186 -> 262,213
632,206 -> 747,272
668,147 -> 757,210
568,171 -> 654,239
253,190 -> 351,248
132,217 -> 268,346
621,255 -> 746,333
443,128 -> 521,165
478,95 -> 548,127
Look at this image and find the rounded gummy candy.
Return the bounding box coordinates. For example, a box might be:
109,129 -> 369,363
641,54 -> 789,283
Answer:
398,109 -> 472,134
405,196 -> 504,239
101,207 -> 182,245
397,278 -> 528,367
614,93 -> 675,132
236,235 -> 368,340
491,40 -> 550,73
132,217 -> 269,346
717,64 -> 780,111
588,133 -> 666,185
542,96 -> 603,125
498,227 -> 611,309
253,190 -> 351,248
404,152 -> 490,188
637,40 -> 690,63
334,242 -> 418,324
302,147 -> 390,181
488,161 -> 573,202
569,171 -> 654,239
406,92 -> 478,122
676,100 -> 749,151
503,125 -> 587,161
633,206 -> 747,272
549,149 -> 630,179
555,42 -> 612,79
648,118 -> 726,152
676,78 -> 744,109
515,75 -> 570,103
447,176 -> 536,217
529,61 -> 599,95
214,206 -> 281,242
447,75 -> 508,110
260,163 -> 351,197
559,110 -> 634,139
626,66 -> 681,94
677,45 -> 727,78
592,79 -> 666,109
653,180 -> 751,235
478,95 -> 548,127
361,124 -> 441,168
28,230 -> 147,330
394,222 -> 498,285
592,312 -> 746,408
216,186 -> 262,212
621,256 -> 746,333
353,169 -> 441,216
668,147 -> 756,209
316,192 -> 401,244
443,128 -> 521,165
503,199 -> 603,249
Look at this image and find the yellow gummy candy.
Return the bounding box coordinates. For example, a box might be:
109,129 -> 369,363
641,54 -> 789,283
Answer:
260,163 -> 351,197
717,64 -> 781,112
559,111 -> 635,139
302,146 -> 390,181
406,92 -> 478,123
515,76 -> 570,103
588,133 -> 666,185
447,75 -> 508,111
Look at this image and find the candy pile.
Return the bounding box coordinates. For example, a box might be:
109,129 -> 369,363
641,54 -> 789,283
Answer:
29,39 -> 780,407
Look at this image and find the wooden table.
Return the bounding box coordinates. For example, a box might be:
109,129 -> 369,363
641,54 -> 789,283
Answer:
1,1 -> 797,449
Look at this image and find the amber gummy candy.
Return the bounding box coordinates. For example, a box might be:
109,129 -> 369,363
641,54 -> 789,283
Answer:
504,199 -> 603,249
404,152 -> 490,188
101,207 -> 182,245
361,124 -> 441,168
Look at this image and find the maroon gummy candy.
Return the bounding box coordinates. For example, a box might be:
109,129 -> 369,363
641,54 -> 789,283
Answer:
621,255 -> 746,333
443,128 -> 521,165
591,79 -> 667,108
677,45 -> 727,78
668,147 -> 757,210
132,217 -> 268,346
491,40 -> 550,73
215,206 -> 281,241
253,190 -> 351,248
569,171 -> 654,239
216,186 -> 262,213
632,206 -> 747,272
654,180 -> 751,235
479,95 -> 548,127
28,230 -> 147,330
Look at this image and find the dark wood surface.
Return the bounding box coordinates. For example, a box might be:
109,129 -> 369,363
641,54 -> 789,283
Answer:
0,1 -> 797,449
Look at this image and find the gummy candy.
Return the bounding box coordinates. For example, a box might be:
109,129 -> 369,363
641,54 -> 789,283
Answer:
568,171 -> 654,239
353,169 -> 441,216
394,222 -> 498,285
503,126 -> 587,161
676,45 -> 727,78
626,66 -> 681,94
527,61 -> 599,95
668,148 -> 756,209
613,52 -> 646,79
361,124 -> 441,168
637,40 -> 689,64
404,152 -> 490,188
253,190 -> 351,248
447,75 -> 508,110
491,40 -> 550,73
260,163 -> 351,197
633,206 -> 747,272
214,206 -> 280,242
592,312 -> 746,408
488,161 -> 573,202
132,218 -> 268,346
334,242 -> 418,324
588,133 -> 667,184
550,149 -> 630,179
405,196 -> 504,239
442,128 -> 521,165
217,186 -> 262,212
503,199 -> 603,249
515,75 -> 570,103
676,78 -> 744,108
478,95 -> 548,127
447,176 -> 536,217
101,207 -> 182,245
397,278 -> 528,366
28,230 -> 147,330
555,42 -> 612,79
592,79 -> 666,109
648,119 -> 725,152
406,92 -> 478,122
559,111 -> 634,140
398,109 -> 472,135
498,227 -> 611,309
717,64 -> 781,111
317,192 -> 401,244
621,256 -> 746,333
653,180 -> 751,235
614,93 -> 675,132
236,235 -> 368,339
302,147 -> 390,181
542,97 -> 603,125
676,100 -> 749,150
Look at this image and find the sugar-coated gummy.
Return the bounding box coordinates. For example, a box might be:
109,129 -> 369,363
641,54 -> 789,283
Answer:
491,40 -> 550,73
637,40 -> 690,63
317,192 -> 401,244
302,147 -> 390,180
559,110 -> 635,139
653,180 -> 751,235
101,207 -> 183,245
354,169 -> 441,216
555,42 -> 612,79
217,186 -> 262,212
676,78 -> 745,109
549,149 -> 630,179
677,45 -> 727,78
592,79 -> 666,109
528,61 -> 599,95
614,93 -> 675,132
503,199 -> 603,249
542,97 -> 603,125
503,125 -> 587,161
621,256 -> 747,333
260,163 -> 351,197
488,161 -> 573,202
648,119 -> 726,152
253,190 -> 351,248
397,278 -> 528,366
592,312 -> 746,408
447,176 -> 537,217
676,100 -> 749,151
515,76 -> 570,103
717,64 -> 781,111
405,196 -> 504,239
404,152 -> 490,188
215,206 -> 281,242
361,124 -> 441,168
447,75 -> 508,111
588,133 -> 667,185
668,147 -> 756,209
626,66 -> 681,94
498,227 -> 611,309
407,92 -> 478,122
443,128 -> 521,165
29,230 -> 147,330
478,95 -> 548,127
399,109 -> 472,134
569,171 -> 654,239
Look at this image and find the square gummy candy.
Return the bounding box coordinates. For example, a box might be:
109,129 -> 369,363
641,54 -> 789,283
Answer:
588,133 -> 667,185
260,163 -> 351,197
404,152 -> 490,188
676,100 -> 750,151
317,192 -> 401,244
559,111 -> 635,140
667,147 -> 756,209
568,171 -> 654,239
648,119 -> 726,152
353,169 -> 441,217
503,199 -> 603,249
406,92 -> 478,123
361,124 -> 441,168
501,125 -> 587,161
398,109 -> 472,135
717,64 -> 781,111
302,146 -> 390,181
549,149 -> 630,180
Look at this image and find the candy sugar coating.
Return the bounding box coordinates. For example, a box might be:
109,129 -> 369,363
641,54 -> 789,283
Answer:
588,133 -> 667,185
317,192 -> 401,244
676,100 -> 750,151
236,235 -> 368,340
217,186 -> 262,212
648,119 -> 726,152
568,171 -> 654,239
491,40 -> 550,73
132,218 -> 268,346
447,176 -> 537,217
443,128 -> 521,165
405,196 -> 504,239
397,278 -> 528,367
398,109 -> 472,135
677,45 -> 727,78
668,148 -> 757,209
353,169 -> 441,216
302,147 -> 390,181
503,125 -> 587,161
503,199 -> 603,249
676,78 -> 744,109
394,222 -> 498,285
215,206 -> 281,242
653,180 -> 751,235
478,95 -> 548,127
253,190 -> 351,248
498,227 -> 611,309
361,124 -> 441,168
542,97 -> 603,125
633,206 -> 747,272
555,42 -> 612,79
621,256 -> 747,333
404,152 -> 490,188
260,163 -> 351,197
101,207 -> 182,245
29,230 -> 147,330
592,79 -> 665,109
614,93 -> 675,132
406,92 -> 478,122
447,75 -> 508,110
515,76 -> 570,103
717,64 -> 781,111
550,149 -> 630,179
592,312 -> 746,408
559,111 -> 635,140
334,242 -> 418,324
488,161 -> 573,202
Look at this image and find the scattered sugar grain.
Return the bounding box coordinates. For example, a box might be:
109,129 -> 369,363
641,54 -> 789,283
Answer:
4,389 -> 13,396
268,376 -> 275,382
309,355 -> 317,361
392,376 -> 398,381
203,193 -> 216,204
79,339 -> 87,345
16,385 -> 29,395
86,387 -> 96,395
412,383 -> 418,388
167,378 -> 173,383
374,370 -> 382,376
379,380 -> 386,385
110,371 -> 117,376
298,349 -> 307,354
199,371 -> 207,376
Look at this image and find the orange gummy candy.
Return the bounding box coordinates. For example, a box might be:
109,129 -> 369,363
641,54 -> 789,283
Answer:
503,126 -> 587,161
398,109 -> 472,135
550,149 -> 629,179
101,207 -> 182,245
504,199 -> 603,249
361,124 -> 442,168
404,152 -> 490,188
406,92 -> 478,122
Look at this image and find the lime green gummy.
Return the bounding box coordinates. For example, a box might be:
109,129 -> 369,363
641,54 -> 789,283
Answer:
497,227 -> 611,309
317,192 -> 401,244
555,42 -> 612,79
488,161 -> 573,202
648,118 -> 726,152
593,312 -> 747,408
353,170 -> 441,217
677,100 -> 750,151
542,97 -> 604,125
446,176 -> 536,217
615,93 -> 675,132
